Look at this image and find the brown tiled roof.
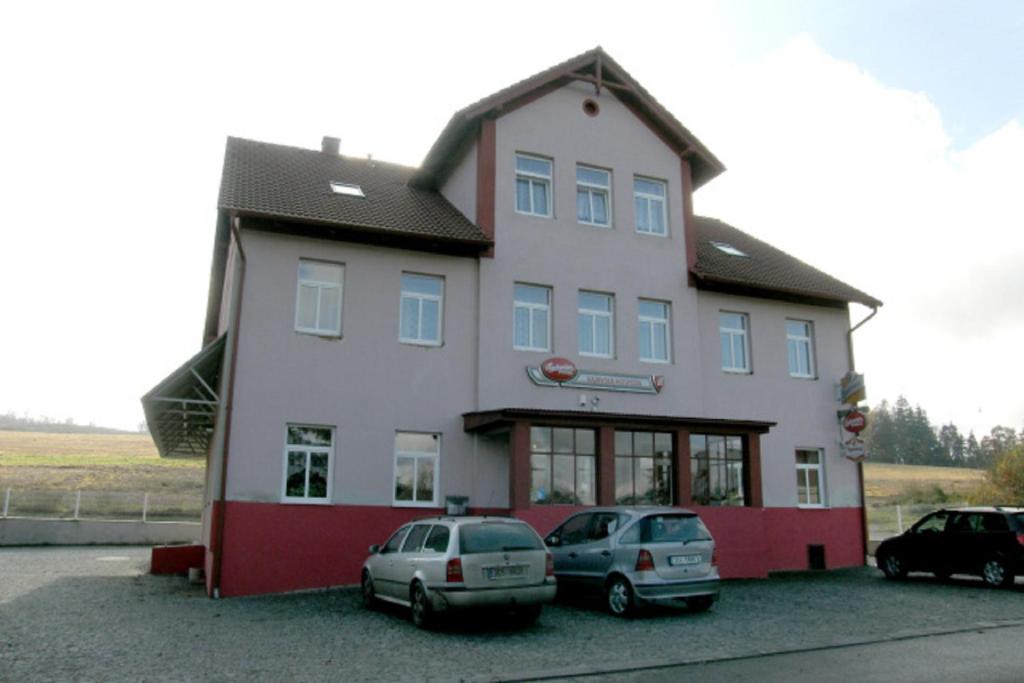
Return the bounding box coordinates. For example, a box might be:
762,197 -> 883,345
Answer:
693,216 -> 882,308
218,137 -> 491,246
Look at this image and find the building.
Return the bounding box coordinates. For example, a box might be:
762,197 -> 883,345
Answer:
143,48 -> 881,598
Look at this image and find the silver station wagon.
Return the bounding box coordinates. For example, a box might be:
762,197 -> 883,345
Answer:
361,516 -> 557,628
545,507 -> 720,617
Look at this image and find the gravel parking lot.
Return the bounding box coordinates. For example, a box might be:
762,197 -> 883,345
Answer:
2,546 -> 1023,682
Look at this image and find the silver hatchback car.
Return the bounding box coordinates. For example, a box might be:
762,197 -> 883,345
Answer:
361,516 -> 557,628
545,507 -> 720,617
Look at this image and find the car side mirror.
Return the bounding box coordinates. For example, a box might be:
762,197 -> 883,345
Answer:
368,544 -> 380,555
545,534 -> 560,547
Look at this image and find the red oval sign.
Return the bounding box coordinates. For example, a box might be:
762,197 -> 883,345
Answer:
541,357 -> 577,383
842,410 -> 867,434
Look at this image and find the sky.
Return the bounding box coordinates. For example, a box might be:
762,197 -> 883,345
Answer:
1,1 -> 1021,436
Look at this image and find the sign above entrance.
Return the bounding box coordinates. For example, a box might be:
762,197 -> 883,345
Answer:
527,360 -> 664,395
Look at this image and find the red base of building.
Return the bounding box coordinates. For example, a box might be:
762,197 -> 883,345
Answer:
151,544 -> 205,575
202,501 -> 864,597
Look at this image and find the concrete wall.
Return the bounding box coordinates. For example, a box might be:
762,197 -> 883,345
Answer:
0,518 -> 201,546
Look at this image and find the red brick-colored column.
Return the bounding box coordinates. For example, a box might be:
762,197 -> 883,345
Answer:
675,428 -> 693,506
597,426 -> 616,506
746,433 -> 764,508
476,118 -> 497,258
509,421 -> 532,511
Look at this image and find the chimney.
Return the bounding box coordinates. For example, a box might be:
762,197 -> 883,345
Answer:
321,136 -> 340,155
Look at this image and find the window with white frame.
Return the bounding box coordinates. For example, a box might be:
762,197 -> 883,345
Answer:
719,312 -> 751,373
638,299 -> 670,363
394,432 -> 440,506
515,154 -> 552,217
576,165 -> 611,227
578,291 -> 614,358
514,283 -> 551,351
786,320 -> 816,378
283,425 -> 333,502
634,177 -> 667,236
796,448 -> 825,506
295,260 -> 343,336
399,273 -> 443,346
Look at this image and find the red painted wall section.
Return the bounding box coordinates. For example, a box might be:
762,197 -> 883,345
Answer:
151,544 -> 205,575
216,502 -> 864,596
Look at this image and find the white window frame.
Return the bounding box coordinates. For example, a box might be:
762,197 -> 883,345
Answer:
393,432 -> 441,508
281,424 -> 334,504
633,176 -> 668,237
638,299 -> 671,364
720,312 -> 751,373
796,448 -> 826,508
294,260 -> 343,337
786,320 -> 816,379
513,283 -> 552,352
578,291 -> 614,359
576,165 -> 612,228
399,273 -> 444,347
515,153 -> 553,218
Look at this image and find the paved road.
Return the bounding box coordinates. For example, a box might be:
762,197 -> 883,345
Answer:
548,624 -> 1024,682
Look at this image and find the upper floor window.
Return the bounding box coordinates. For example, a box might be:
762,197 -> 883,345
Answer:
514,283 -> 551,352
283,424 -> 333,502
394,432 -> 440,507
400,273 -> 443,346
786,320 -> 816,378
578,291 -> 614,358
515,154 -> 552,217
720,312 -> 750,373
295,260 -> 343,336
576,165 -> 611,227
796,448 -> 825,507
634,177 -> 667,236
638,299 -> 670,363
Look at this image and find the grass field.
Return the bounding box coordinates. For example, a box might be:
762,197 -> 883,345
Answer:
862,461 -> 986,504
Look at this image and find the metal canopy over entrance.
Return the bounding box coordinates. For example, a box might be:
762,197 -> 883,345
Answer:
142,335 -> 226,457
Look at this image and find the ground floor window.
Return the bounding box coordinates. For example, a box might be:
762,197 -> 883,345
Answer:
283,425 -> 333,501
690,434 -> 745,506
394,432 -> 440,506
530,427 -> 596,505
796,448 -> 825,506
614,431 -> 673,505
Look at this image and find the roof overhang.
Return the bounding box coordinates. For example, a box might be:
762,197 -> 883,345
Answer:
464,408 -> 774,435
142,335 -> 226,457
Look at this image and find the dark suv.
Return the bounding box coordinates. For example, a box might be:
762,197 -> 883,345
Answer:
876,507 -> 1024,588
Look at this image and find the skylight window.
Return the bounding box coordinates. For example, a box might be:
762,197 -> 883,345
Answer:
330,181 -> 365,197
710,241 -> 749,258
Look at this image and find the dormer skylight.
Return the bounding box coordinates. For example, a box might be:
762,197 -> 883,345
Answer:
710,241 -> 749,258
330,181 -> 365,198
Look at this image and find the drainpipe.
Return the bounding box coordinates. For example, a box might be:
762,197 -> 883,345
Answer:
846,305 -> 878,566
211,215 -> 246,598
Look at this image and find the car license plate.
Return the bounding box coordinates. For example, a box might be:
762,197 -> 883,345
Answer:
483,564 -> 527,580
669,555 -> 701,566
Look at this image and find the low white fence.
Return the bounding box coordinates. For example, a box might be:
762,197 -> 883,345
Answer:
0,488 -> 202,523
866,503 -> 950,541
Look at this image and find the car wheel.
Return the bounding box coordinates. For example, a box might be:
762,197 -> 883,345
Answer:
606,576 -> 635,618
982,558 -> 1014,588
513,605 -> 542,627
361,571 -> 376,609
688,595 -> 715,613
410,581 -> 433,629
880,553 -> 907,580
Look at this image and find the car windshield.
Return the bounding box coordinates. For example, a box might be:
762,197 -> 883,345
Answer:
459,522 -> 543,554
641,514 -> 712,544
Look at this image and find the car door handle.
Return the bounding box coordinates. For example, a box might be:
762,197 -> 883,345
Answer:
601,550 -> 611,557
568,552 -> 578,559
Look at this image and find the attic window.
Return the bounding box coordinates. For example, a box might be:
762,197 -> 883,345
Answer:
330,182 -> 365,198
710,241 -> 749,258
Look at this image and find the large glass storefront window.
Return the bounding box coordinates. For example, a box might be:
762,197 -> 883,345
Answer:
615,431 -> 673,505
690,434 -> 745,506
530,427 -> 596,505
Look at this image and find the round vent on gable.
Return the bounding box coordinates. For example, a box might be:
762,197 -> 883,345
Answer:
582,99 -> 600,117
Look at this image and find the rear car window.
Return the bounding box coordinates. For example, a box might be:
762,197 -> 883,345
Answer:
1012,514 -> 1024,531
424,525 -> 450,553
640,514 -> 712,544
402,524 -> 431,552
459,522 -> 544,554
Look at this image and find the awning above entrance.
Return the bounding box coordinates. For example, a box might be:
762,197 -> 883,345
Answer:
142,335 -> 226,457
463,408 -> 775,434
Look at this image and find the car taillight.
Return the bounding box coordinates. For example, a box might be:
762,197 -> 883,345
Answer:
1016,534 -> 1024,547
545,553 -> 555,577
446,557 -> 464,583
635,549 -> 655,572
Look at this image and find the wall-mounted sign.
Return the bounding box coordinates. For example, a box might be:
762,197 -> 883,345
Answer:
839,371 -> 866,405
842,410 -> 867,434
841,437 -> 867,462
527,361 -> 664,395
